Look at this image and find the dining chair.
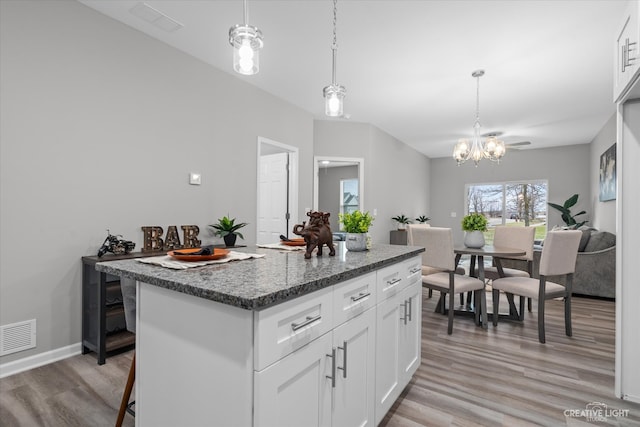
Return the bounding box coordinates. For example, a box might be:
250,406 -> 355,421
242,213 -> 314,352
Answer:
491,230 -> 581,343
483,225 -> 535,315
420,227 -> 487,334
116,277 -> 136,427
406,224 -> 465,299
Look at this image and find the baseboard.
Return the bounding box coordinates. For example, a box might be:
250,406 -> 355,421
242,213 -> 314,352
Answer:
0,342 -> 81,379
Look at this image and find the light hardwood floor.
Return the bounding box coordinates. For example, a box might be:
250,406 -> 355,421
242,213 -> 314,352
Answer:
1,293 -> 639,426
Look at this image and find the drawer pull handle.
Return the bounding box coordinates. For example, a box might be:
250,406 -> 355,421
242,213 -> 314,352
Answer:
326,348 -> 336,388
387,277 -> 401,286
400,300 -> 408,325
337,341 -> 347,378
410,267 -> 421,274
350,292 -> 371,302
407,297 -> 413,322
291,315 -> 321,331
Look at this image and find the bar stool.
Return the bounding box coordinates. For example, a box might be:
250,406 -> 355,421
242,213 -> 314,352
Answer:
115,277 -> 136,427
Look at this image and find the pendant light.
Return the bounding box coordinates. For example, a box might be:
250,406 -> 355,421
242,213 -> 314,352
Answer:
229,0 -> 263,76
452,70 -> 506,166
323,0 -> 346,117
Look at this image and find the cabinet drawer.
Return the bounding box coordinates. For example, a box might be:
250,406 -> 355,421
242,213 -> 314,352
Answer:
403,257 -> 422,285
333,272 -> 377,327
254,287 -> 333,371
376,262 -> 406,301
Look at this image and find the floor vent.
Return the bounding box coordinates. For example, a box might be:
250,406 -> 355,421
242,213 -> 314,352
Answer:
0,319 -> 36,356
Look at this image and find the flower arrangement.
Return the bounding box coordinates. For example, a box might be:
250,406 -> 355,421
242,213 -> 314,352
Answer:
339,210 -> 374,233
461,212 -> 488,232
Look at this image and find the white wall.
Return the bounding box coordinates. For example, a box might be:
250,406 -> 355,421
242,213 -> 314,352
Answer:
589,114 -> 617,233
313,120 -> 431,244
0,0 -> 314,363
429,145 -> 591,245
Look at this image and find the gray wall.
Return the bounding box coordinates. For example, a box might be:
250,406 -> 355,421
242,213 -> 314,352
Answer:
318,165 -> 358,231
589,114 -> 617,233
0,0 -> 314,363
314,121 -> 431,243
429,144 -> 591,245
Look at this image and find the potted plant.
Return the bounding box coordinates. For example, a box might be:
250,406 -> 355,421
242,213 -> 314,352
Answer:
339,210 -> 374,251
415,215 -> 431,224
548,193 -> 587,229
461,212 -> 488,248
209,215 -> 248,247
392,214 -> 411,230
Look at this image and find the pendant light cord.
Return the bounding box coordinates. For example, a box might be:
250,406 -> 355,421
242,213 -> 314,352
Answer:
331,0 -> 338,85
243,0 -> 248,25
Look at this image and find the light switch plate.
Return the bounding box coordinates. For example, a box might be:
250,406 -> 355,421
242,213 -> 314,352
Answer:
189,173 -> 201,185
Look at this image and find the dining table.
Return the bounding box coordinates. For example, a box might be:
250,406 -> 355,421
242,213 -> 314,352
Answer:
435,245 -> 527,320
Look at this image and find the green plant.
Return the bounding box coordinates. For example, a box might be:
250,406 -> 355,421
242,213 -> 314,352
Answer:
391,214 -> 411,225
415,215 -> 431,224
461,212 -> 488,232
209,215 -> 248,239
547,194 -> 587,228
339,210 -> 374,233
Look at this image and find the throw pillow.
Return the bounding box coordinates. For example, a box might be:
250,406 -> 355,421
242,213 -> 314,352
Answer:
577,225 -> 594,252
584,231 -> 616,252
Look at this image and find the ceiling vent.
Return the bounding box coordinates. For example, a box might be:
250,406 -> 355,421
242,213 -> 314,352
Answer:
129,2 -> 184,33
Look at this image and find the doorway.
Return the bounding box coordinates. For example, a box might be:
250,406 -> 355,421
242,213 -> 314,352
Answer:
257,138 -> 298,244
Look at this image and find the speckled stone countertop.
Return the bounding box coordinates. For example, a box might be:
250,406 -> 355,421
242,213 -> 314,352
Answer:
95,243 -> 424,310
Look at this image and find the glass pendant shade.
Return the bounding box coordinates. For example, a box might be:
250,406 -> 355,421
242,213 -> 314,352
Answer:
229,25 -> 263,75
323,84 -> 346,117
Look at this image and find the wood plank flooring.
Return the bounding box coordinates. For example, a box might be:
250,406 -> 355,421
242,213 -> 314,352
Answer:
1,293 -> 639,426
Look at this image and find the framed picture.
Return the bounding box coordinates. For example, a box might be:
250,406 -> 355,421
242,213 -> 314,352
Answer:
599,143 -> 616,202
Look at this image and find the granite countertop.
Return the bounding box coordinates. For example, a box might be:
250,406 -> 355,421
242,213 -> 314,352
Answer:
95,243 -> 424,310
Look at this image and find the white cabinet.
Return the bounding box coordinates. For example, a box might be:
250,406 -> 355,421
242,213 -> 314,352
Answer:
332,308 -> 376,427
254,332 -> 333,427
614,1 -> 640,101
374,260 -> 422,425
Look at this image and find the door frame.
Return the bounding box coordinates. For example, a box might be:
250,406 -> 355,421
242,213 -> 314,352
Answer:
313,156 -> 364,212
257,137 -> 299,242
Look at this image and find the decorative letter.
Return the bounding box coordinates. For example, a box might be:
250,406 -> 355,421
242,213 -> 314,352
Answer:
141,226 -> 164,252
181,225 -> 200,248
164,226 -> 183,250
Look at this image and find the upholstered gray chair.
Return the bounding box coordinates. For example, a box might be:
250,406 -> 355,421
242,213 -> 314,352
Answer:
491,230 -> 581,343
116,277 -> 136,427
483,225 -> 535,314
420,227 -> 487,334
407,224 -> 465,299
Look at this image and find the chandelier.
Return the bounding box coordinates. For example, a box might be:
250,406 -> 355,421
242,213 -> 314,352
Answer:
323,0 -> 346,117
229,0 -> 263,76
453,70 -> 505,166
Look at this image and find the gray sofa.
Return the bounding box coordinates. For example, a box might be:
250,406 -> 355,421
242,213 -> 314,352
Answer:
501,227 -> 616,299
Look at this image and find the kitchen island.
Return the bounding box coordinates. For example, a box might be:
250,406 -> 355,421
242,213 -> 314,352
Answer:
97,243 -> 424,427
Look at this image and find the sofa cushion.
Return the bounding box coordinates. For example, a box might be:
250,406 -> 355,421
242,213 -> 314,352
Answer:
577,226 -> 595,252
583,231 -> 616,252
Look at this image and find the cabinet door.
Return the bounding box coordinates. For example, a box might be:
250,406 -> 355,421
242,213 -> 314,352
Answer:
374,292 -> 403,425
399,281 -> 421,384
332,308 -> 376,427
254,332 -> 333,427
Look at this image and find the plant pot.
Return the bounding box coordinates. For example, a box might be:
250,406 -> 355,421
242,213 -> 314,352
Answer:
464,230 -> 485,248
345,233 -> 367,251
223,234 -> 237,247
397,224 -> 407,230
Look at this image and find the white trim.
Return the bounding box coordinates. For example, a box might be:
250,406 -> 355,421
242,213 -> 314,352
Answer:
313,156 -> 364,212
0,342 -> 81,379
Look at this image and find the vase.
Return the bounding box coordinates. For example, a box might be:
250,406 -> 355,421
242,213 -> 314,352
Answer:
345,233 -> 367,251
223,234 -> 237,247
464,230 -> 485,248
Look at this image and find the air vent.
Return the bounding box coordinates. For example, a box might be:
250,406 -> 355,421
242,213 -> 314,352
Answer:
129,2 -> 184,33
0,319 -> 36,356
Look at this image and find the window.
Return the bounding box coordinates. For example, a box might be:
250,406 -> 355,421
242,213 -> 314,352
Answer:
340,179 -> 359,215
465,180 -> 548,244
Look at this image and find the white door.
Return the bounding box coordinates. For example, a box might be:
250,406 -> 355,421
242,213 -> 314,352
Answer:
254,332 -> 333,427
258,152 -> 289,244
332,308 -> 376,427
